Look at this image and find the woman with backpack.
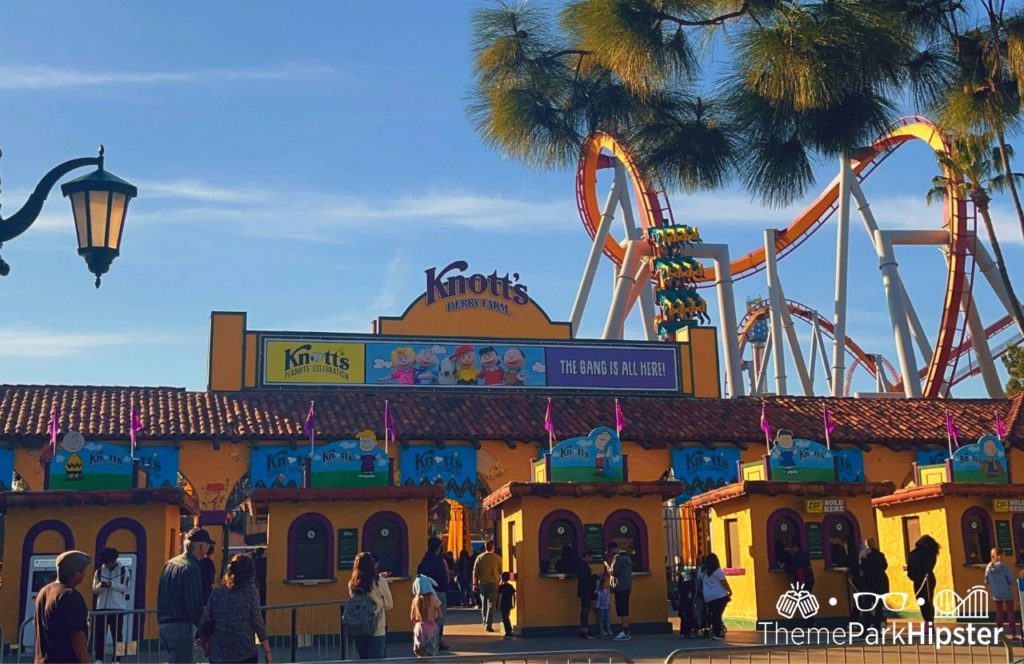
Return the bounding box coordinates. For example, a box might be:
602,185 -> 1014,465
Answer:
906,535 -> 939,628
346,552 -> 394,660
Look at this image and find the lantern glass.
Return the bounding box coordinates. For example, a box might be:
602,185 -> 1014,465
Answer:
61,165 -> 138,285
88,190 -> 110,249
107,192 -> 128,250
71,191 -> 89,249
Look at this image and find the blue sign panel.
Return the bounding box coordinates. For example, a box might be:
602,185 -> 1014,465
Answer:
834,448 -> 865,483
916,449 -> 949,466
140,446 -> 179,488
311,432 -> 390,488
0,447 -> 13,491
671,446 -> 740,504
400,446 -> 478,507
50,437 -> 133,490
549,427 -> 622,483
250,446 -> 303,489
768,434 -> 835,482
952,435 -> 1008,484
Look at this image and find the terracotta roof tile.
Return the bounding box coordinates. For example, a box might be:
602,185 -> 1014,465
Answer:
0,384 -> 1019,449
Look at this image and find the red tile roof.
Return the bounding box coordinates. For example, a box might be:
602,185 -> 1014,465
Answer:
871,482 -> 1024,507
482,481 -> 682,510
250,486 -> 445,505
0,487 -> 196,512
0,384 -> 1019,450
686,480 -> 896,509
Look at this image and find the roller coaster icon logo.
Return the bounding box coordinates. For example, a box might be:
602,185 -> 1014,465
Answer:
774,584 -> 989,620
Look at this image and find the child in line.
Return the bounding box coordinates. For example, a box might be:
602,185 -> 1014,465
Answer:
595,575 -> 612,637
497,571 -> 517,640
411,574 -> 443,657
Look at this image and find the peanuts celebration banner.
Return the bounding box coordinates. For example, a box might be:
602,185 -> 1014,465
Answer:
259,335 -> 681,392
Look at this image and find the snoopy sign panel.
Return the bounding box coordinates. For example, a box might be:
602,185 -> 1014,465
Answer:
549,427 -> 624,482
48,433 -> 134,490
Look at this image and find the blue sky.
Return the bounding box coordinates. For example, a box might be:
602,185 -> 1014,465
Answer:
0,1 -> 1021,398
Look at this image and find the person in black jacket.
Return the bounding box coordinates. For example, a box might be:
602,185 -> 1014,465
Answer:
857,537 -> 889,629
907,535 -> 939,627
417,537 -> 451,650
575,548 -> 597,639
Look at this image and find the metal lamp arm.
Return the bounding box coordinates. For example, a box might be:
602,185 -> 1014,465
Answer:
0,155 -> 102,243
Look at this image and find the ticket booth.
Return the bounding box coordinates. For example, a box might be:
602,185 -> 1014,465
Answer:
0,487 -> 196,648
873,434 -> 1023,618
481,425 -> 678,636
251,484 -> 444,639
686,433 -> 895,627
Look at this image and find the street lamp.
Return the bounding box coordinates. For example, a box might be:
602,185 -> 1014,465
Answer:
0,145 -> 138,287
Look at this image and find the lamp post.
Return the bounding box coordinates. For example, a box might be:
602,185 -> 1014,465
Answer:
0,145 -> 138,287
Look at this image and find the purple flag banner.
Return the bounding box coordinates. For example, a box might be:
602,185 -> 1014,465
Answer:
545,346 -> 678,391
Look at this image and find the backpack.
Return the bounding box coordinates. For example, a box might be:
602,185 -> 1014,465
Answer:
343,589 -> 380,637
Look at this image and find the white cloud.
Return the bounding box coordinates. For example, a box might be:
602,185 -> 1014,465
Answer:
141,180 -> 268,204
0,327 -> 186,358
0,62 -> 338,90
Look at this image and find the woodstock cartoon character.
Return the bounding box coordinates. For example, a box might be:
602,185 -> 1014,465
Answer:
61,431 -> 86,481
356,429 -> 380,478
772,429 -> 798,474
592,428 -> 613,478
437,356 -> 458,385
414,347 -> 437,385
502,348 -> 528,386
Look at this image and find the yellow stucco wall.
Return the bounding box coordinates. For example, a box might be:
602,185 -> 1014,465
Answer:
0,501 -> 181,640
208,312 -> 247,391
262,497 -> 430,636
497,492 -> 670,633
178,442 -> 250,512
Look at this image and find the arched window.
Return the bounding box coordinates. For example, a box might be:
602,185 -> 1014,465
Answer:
537,510 -> 583,575
1013,514 -> 1024,565
822,513 -> 861,570
287,513 -> 333,581
603,509 -> 649,572
962,508 -> 994,566
767,509 -> 804,570
363,511 -> 409,577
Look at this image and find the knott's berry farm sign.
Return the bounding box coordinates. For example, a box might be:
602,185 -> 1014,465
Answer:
424,260 -> 530,316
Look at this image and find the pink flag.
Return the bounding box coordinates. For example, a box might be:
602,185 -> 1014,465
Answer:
384,400 -> 397,440
945,409 -> 960,447
303,401 -> 316,454
822,406 -> 836,450
544,398 -> 554,435
996,413 -> 1007,440
41,405 -> 59,465
130,407 -> 143,457
759,403 -> 772,435
614,399 -> 626,435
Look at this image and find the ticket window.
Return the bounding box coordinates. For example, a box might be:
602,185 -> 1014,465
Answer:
540,515 -> 580,575
824,514 -> 859,570
22,555 -> 58,647
962,508 -> 994,566
768,511 -> 803,570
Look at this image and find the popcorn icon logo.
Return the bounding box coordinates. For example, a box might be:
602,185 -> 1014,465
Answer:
775,583 -> 820,619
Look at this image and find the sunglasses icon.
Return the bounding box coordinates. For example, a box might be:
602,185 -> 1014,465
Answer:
852,592 -> 909,612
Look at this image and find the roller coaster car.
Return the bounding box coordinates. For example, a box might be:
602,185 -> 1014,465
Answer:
648,225 -> 702,246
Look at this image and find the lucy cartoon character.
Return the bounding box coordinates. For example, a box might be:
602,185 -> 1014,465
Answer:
437,356 -> 457,385
479,346 -> 504,385
980,435 -> 1006,478
772,429 -> 797,474
592,427 -> 614,478
451,345 -> 479,385
379,347 -> 416,385
356,429 -> 380,478
503,348 -> 528,386
61,431 -> 86,481
414,347 -> 438,385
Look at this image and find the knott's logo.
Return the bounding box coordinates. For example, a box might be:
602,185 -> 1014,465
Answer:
425,261 -> 530,315
281,343 -> 352,378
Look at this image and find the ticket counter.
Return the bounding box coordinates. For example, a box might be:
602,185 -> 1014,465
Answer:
482,480 -> 680,636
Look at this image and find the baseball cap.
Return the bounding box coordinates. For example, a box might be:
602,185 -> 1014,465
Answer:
185,528 -> 215,545
56,550 -> 92,578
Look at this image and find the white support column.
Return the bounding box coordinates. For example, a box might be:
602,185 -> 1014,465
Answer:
746,359 -> 757,396
756,332 -> 773,395
813,316 -> 834,393
808,316 -> 819,392
775,279 -> 814,395
898,279 -> 934,364
764,229 -> 788,395
875,230 -> 922,397
570,160 -> 623,336
604,239 -> 646,339
831,156 -> 853,396
972,241 -> 1024,335
638,279 -> 657,341
687,244 -> 744,397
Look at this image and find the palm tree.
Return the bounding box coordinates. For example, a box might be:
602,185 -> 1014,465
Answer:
926,135 -> 1024,333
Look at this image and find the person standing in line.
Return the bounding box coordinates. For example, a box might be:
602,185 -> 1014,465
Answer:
157,528 -> 210,663
606,542 -> 634,642
497,572 -> 516,640
595,576 -> 612,637
92,547 -> 131,664
198,538 -> 218,607
907,535 -> 940,628
857,538 -> 889,629
698,553 -> 732,640
411,575 -> 443,657
198,554 -> 272,664
472,540 -> 502,632
985,548 -> 1019,638
416,537 -> 451,650
252,548 -> 268,609
347,552 -> 393,660
456,550 -> 473,607
575,549 -> 597,639
35,550 -> 92,664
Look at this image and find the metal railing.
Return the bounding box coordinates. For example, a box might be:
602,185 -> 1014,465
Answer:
663,641 -> 1014,664
327,650 -> 635,664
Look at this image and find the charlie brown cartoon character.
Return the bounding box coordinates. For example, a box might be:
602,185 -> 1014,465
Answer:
479,346 -> 504,385
772,430 -> 798,474
980,436 -> 1006,478
593,428 -> 613,478
61,431 -> 86,481
414,347 -> 438,385
502,348 -> 528,386
451,345 -> 480,385
380,347 -> 416,385
356,429 -> 380,478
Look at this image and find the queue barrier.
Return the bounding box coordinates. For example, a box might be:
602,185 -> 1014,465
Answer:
331,650 -> 635,664
663,641 -> 1014,664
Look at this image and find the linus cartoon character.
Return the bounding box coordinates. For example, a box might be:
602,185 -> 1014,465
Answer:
437,356 -> 457,385
451,345 -> 480,385
61,431 -> 86,481
503,348 -> 528,386
479,346 -> 504,386
592,427 -> 614,478
356,429 -> 380,478
980,435 -> 1006,478
772,429 -> 798,474
380,347 -> 416,385
414,347 -> 438,385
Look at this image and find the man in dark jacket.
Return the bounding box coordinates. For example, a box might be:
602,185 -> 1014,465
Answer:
417,537 -> 451,649
157,528 -> 210,663
576,549 -> 597,639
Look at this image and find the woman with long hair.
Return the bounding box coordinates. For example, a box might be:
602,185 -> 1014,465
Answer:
348,551 -> 394,660
699,553 -> 732,640
907,535 -> 940,627
198,554 -> 271,663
